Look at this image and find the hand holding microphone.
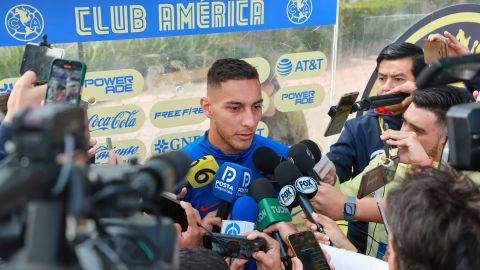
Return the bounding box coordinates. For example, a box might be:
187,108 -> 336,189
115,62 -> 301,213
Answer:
275,161 -> 326,234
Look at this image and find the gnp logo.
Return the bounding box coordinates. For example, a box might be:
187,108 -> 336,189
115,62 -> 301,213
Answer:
5,5 -> 44,42
286,0 -> 313,25
151,130 -> 204,154
222,166 -> 237,183
275,51 -> 327,80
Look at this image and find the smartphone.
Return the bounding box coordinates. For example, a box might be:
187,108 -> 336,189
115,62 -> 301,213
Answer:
203,233 -> 267,259
423,40 -> 448,65
156,194 -> 188,231
45,59 -> 86,105
19,43 -> 65,84
287,231 -> 331,270
324,91 -> 359,137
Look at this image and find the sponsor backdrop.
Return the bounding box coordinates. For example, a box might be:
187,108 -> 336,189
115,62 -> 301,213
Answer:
0,0 -> 337,164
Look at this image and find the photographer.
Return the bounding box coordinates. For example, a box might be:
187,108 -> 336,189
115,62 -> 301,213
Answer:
311,85 -> 478,257
0,71 -> 47,160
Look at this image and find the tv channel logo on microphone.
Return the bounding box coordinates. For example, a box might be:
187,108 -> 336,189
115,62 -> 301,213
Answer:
278,185 -> 296,207
237,171 -> 251,196
295,177 -> 317,194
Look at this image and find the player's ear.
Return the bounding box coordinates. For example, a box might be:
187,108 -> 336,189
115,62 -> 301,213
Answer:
201,97 -> 212,118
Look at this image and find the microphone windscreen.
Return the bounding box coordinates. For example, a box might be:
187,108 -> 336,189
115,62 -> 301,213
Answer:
213,162 -> 252,202
287,143 -> 315,176
253,146 -> 283,175
232,195 -> 259,223
299,139 -> 322,163
274,161 -> 303,187
249,178 -> 276,202
185,155 -> 219,188
153,151 -> 192,180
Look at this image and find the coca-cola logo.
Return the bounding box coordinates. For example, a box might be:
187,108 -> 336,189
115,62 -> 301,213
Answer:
89,110 -> 139,131
87,105 -> 146,136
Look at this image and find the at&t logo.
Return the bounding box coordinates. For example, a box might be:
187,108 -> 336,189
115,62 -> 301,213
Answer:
286,0 -> 313,25
276,58 -> 293,77
5,4 -> 44,42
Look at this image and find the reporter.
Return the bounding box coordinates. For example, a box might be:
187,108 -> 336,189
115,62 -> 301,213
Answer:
175,201 -> 221,248
246,231 -> 282,270
0,71 -> 47,160
305,212 -> 357,252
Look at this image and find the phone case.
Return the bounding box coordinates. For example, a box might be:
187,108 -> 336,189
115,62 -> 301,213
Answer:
287,231 -> 331,270
357,156 -> 399,199
204,233 -> 266,259
45,59 -> 87,105
324,91 -> 359,137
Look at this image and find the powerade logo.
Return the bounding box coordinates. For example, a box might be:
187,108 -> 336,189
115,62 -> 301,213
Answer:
281,90 -> 315,105
275,84 -> 324,112
89,110 -> 139,132
286,0 -> 313,25
225,222 -> 241,235
275,52 -> 327,80
84,76 -> 134,94
5,4 -> 44,42
276,58 -> 293,77
151,130 -> 203,154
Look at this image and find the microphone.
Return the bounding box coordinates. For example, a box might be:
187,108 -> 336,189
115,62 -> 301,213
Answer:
287,143 -> 321,183
221,195 -> 258,235
299,140 -> 335,180
274,161 -> 325,234
249,178 -> 292,266
354,93 -> 409,111
131,151 -> 191,199
171,155 -> 219,193
212,162 -> 252,230
253,146 -> 285,180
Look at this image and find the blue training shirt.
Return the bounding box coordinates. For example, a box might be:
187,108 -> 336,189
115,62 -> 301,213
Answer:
181,132 -> 288,217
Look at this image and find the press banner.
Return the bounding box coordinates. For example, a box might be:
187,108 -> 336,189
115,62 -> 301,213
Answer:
1,0 -> 337,47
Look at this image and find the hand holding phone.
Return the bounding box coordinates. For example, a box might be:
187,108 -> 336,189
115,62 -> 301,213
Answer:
19,43 -> 65,84
423,39 -> 448,65
287,230 -> 331,270
45,59 -> 86,105
204,232 -> 267,260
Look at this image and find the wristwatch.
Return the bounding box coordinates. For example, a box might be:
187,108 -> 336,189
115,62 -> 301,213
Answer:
343,196 -> 356,222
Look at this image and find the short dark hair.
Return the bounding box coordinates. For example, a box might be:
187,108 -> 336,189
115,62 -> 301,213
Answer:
376,42 -> 426,78
386,167 -> 480,270
207,58 -> 259,88
412,85 -> 474,126
179,247 -> 229,270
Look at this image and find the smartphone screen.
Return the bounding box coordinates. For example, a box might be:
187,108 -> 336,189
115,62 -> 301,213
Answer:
288,231 -> 331,270
204,233 -> 266,259
45,59 -> 86,105
324,91 -> 359,137
19,44 -> 65,84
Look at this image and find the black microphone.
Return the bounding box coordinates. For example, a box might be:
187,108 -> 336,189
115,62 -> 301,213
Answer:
299,139 -> 335,181
287,143 -> 321,183
249,178 -> 292,268
274,161 -> 325,234
253,146 -> 285,180
354,93 -> 409,111
131,151 -> 191,199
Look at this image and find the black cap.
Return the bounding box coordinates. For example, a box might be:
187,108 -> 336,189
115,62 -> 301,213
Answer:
287,143 -> 315,176
249,178 -> 276,202
253,146 -> 284,174
299,139 -> 322,163
274,161 -> 302,187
